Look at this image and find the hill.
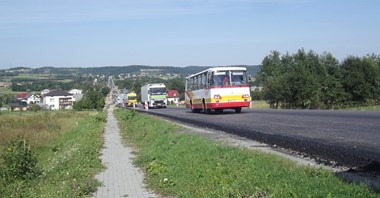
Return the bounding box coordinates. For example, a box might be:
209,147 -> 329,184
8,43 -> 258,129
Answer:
4,65 -> 260,77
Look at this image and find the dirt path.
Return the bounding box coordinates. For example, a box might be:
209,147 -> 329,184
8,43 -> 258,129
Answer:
94,105 -> 156,198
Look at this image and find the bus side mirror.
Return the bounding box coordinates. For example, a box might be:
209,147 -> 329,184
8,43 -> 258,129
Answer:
247,75 -> 252,82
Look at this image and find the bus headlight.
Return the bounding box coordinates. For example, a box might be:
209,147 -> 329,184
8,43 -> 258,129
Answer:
214,95 -> 222,99
242,94 -> 250,99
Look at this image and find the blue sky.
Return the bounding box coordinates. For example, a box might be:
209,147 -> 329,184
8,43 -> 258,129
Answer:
1,0 -> 379,68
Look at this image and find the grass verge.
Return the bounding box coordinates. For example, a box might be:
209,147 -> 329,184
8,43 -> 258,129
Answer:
115,109 -> 379,198
341,105 -> 380,111
252,100 -> 270,109
0,111 -> 106,197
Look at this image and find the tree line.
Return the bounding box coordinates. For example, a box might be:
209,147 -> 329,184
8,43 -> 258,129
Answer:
257,49 -> 380,109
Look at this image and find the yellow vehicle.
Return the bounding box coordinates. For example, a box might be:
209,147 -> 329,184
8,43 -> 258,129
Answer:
126,91 -> 138,107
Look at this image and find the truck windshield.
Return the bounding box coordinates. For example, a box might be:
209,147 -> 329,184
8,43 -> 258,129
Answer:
128,96 -> 137,100
150,88 -> 166,95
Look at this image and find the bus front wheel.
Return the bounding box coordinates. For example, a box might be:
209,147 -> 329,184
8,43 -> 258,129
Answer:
235,107 -> 242,113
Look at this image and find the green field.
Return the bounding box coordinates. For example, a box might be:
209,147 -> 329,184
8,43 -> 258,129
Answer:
252,100 -> 270,109
0,87 -> 19,96
341,105 -> 380,111
115,109 -> 379,197
0,111 -> 105,197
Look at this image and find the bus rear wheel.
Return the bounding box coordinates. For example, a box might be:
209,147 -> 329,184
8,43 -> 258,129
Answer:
235,107 -> 242,113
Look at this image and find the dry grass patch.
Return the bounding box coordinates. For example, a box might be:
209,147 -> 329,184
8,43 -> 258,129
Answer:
0,111 -> 89,148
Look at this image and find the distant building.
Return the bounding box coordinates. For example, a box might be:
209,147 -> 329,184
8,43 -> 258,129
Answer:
68,89 -> 83,95
0,82 -> 11,88
43,90 -> 74,110
9,102 -> 28,111
26,93 -> 42,105
167,90 -> 180,105
68,89 -> 83,102
41,89 -> 51,95
16,92 -> 29,100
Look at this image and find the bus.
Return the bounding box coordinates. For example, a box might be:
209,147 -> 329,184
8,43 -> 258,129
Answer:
185,67 -> 251,113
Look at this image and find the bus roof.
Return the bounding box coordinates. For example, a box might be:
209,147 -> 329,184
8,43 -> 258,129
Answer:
186,67 -> 247,79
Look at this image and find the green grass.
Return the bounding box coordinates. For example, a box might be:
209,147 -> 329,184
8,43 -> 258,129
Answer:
252,100 -> 270,109
115,109 -> 379,198
0,111 -> 106,197
341,105 -> 380,111
0,87 -> 21,96
11,73 -> 51,80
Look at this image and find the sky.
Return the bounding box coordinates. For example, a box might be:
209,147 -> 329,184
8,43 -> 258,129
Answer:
0,0 -> 379,68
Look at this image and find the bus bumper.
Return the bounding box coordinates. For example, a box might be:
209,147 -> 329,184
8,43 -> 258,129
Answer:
208,101 -> 251,109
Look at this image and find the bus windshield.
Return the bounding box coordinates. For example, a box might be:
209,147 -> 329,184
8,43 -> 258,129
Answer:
213,70 -> 247,86
150,87 -> 166,95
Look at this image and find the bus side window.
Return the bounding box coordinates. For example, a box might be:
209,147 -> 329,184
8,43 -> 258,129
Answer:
201,73 -> 206,89
187,79 -> 191,91
208,73 -> 213,87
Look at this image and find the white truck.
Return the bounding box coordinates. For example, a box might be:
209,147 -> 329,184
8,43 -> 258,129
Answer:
141,83 -> 167,108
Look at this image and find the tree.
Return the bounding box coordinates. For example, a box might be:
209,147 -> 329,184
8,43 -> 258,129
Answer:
166,78 -> 185,100
73,90 -> 105,110
319,53 -> 346,109
341,56 -> 379,103
100,87 -> 111,97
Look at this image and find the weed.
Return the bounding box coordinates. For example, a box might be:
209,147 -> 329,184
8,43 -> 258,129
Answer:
94,114 -> 107,123
118,109 -> 136,121
0,110 -> 105,197
0,137 -> 40,181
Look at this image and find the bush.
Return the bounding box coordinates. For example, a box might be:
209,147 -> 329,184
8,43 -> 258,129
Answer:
0,137 -> 40,181
120,109 -> 136,121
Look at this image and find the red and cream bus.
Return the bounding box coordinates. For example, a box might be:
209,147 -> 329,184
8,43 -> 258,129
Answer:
185,67 -> 251,113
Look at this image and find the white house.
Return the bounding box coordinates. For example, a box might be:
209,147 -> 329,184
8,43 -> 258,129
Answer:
41,89 -> 51,95
27,93 -> 42,104
68,89 -> 84,102
68,89 -> 83,95
43,90 -> 74,110
167,90 -> 180,105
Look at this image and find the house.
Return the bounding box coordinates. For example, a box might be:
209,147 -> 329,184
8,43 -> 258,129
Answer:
16,92 -> 29,100
68,89 -> 83,95
26,93 -> 42,105
0,82 -> 11,88
41,89 -> 51,96
68,89 -> 83,102
9,102 -> 28,111
43,90 -> 74,110
167,90 -> 180,105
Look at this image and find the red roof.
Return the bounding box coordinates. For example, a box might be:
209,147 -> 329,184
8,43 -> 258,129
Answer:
167,90 -> 180,98
16,92 -> 28,99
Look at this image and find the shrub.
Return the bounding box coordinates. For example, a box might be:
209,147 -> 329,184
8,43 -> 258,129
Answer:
94,113 -> 107,123
0,137 -> 40,181
120,109 -> 136,121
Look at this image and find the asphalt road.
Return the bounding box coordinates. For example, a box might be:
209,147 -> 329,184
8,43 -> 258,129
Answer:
135,106 -> 380,169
